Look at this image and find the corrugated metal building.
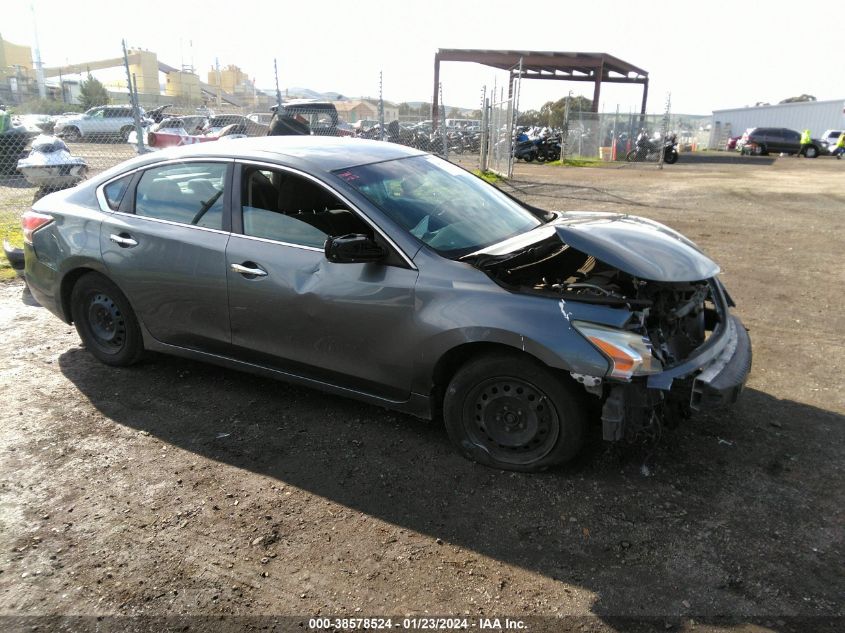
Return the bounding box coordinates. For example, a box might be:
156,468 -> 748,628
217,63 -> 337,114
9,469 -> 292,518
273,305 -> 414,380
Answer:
709,99 -> 845,148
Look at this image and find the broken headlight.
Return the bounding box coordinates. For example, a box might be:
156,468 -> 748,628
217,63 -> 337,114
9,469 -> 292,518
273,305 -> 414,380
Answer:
573,321 -> 663,381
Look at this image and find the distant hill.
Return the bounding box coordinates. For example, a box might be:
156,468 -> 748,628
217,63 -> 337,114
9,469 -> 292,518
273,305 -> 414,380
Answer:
258,87 -> 346,101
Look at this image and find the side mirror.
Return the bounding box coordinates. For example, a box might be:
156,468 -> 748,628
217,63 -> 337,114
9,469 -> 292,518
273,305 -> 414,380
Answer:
324,234 -> 386,264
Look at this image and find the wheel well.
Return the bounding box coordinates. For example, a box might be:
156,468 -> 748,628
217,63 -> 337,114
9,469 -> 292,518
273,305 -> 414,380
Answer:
60,267 -> 97,323
429,342 -> 545,421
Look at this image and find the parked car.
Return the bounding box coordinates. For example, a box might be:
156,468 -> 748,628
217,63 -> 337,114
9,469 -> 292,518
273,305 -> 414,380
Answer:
54,105 -> 150,142
202,115 -> 251,136
272,100 -> 340,136
738,127 -> 821,157
21,137 -> 751,472
13,114 -> 53,135
818,129 -> 843,155
247,112 -> 273,125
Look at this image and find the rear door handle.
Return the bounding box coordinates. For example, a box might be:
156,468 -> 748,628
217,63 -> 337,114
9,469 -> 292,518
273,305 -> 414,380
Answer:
109,233 -> 138,248
230,262 -> 268,277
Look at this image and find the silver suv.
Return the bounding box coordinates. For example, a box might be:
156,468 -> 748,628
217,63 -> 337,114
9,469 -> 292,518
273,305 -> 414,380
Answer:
55,106 -> 147,142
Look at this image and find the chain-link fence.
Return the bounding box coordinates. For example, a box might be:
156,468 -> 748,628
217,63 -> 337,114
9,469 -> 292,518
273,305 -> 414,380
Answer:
1,36 -> 707,257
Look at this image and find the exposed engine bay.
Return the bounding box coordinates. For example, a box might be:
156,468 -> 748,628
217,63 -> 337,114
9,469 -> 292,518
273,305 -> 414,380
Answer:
469,235 -> 724,443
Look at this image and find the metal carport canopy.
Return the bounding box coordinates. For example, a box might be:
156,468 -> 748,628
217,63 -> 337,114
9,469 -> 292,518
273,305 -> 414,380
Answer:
432,49 -> 649,124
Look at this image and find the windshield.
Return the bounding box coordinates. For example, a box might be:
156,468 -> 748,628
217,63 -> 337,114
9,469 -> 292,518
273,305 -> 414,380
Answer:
335,155 -> 542,257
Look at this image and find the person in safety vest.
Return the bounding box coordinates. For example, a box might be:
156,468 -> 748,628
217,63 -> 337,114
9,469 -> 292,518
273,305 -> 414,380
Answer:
798,129 -> 812,157
833,132 -> 845,159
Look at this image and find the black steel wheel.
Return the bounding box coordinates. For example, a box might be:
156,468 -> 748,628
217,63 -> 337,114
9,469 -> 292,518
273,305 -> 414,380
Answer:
70,272 -> 143,366
444,353 -> 586,471
62,127 -> 81,142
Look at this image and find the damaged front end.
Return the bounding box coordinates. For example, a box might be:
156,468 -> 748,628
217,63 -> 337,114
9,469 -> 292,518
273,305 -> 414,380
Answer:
466,213 -> 752,443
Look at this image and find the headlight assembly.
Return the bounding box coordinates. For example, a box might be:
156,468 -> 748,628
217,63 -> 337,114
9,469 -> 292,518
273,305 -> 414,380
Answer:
573,321 -> 663,380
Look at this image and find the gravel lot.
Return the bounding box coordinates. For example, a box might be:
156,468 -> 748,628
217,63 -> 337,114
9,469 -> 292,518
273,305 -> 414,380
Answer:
0,154 -> 843,633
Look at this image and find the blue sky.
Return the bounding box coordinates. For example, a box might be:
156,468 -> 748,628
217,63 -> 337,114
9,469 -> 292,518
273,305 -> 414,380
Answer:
5,0 -> 843,114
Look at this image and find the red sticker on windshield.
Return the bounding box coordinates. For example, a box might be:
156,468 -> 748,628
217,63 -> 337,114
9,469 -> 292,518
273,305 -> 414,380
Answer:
337,171 -> 359,181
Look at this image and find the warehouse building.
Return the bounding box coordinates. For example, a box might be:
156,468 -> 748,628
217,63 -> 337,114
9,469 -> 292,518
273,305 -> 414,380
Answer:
709,99 -> 845,148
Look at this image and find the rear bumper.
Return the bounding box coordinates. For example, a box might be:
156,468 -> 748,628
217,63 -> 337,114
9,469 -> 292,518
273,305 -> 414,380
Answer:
3,240 -> 25,274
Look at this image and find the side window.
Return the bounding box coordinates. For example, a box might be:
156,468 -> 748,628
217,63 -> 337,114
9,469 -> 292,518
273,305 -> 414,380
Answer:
103,174 -> 133,210
135,163 -> 227,229
240,166 -> 371,248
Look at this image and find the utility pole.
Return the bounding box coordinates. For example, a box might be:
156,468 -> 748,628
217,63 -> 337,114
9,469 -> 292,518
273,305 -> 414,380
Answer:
30,3 -> 46,98
122,39 -> 146,154
215,57 -> 222,109
274,58 -> 282,110
378,71 -> 385,141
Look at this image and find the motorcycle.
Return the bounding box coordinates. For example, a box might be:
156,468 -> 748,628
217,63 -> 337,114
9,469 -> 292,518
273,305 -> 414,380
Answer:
538,133 -> 562,162
626,131 -> 678,164
513,128 -> 546,162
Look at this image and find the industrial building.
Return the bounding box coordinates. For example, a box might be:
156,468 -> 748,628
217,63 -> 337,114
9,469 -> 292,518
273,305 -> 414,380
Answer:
710,99 -> 845,147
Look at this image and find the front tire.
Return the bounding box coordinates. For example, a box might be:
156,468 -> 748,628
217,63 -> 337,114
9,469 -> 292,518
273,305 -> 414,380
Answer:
70,272 -> 143,367
626,149 -> 639,162
62,127 -> 81,142
804,145 -> 818,158
443,353 -> 586,472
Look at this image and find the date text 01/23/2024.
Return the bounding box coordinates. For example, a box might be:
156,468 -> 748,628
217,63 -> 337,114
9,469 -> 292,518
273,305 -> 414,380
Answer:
307,617 -> 527,630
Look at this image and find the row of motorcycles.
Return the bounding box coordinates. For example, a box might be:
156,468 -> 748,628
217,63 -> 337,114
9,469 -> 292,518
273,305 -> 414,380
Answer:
513,127 -> 562,162
357,121 -> 483,155
625,131 -> 679,164
512,126 -> 680,164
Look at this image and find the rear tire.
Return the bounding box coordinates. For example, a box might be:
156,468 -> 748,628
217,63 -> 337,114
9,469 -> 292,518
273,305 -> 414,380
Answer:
443,353 -> 586,472
626,149 -> 639,162
120,126 -> 133,142
70,272 -> 143,367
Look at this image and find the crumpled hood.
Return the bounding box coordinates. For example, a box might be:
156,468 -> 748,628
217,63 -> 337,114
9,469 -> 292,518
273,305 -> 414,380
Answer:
551,212 -> 719,282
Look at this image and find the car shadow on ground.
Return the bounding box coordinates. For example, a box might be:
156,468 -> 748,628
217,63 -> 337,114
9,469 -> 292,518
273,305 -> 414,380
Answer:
58,348 -> 843,631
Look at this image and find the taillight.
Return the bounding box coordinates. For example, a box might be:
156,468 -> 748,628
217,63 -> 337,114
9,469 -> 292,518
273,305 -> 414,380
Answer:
22,211 -> 54,244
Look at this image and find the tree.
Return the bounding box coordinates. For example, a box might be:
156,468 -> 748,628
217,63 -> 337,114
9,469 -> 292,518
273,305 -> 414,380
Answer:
517,109 -> 542,126
78,73 -> 109,110
779,94 -> 817,103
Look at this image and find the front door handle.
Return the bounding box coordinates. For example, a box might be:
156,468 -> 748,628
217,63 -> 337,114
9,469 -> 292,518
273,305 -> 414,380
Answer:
230,262 -> 268,277
109,233 -> 138,248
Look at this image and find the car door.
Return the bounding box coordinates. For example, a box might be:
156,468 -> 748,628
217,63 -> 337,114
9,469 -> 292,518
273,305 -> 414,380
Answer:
99,159 -> 233,352
782,129 -> 801,154
765,129 -> 784,153
225,161 -> 419,399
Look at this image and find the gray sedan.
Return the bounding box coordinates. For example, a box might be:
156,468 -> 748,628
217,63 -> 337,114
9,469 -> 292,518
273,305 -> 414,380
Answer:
22,137 -> 751,471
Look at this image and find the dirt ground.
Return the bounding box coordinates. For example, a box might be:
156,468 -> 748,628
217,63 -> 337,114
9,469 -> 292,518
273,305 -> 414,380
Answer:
0,154 -> 843,633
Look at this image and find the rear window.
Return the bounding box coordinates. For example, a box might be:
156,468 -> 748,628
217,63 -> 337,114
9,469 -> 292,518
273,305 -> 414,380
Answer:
135,163 -> 227,229
103,175 -> 132,210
